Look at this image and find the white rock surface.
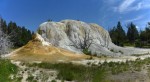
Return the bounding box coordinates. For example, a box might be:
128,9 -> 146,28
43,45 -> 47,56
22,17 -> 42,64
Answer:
37,20 -> 150,56
35,33 -> 51,46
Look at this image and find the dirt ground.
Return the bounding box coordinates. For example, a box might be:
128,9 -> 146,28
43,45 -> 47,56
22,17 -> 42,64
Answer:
106,63 -> 150,82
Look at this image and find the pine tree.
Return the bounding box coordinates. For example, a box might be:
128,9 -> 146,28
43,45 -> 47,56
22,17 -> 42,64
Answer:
109,27 -> 117,44
0,19 -> 7,33
127,22 -> 139,43
109,21 -> 126,46
116,21 -> 126,46
0,18 -> 33,48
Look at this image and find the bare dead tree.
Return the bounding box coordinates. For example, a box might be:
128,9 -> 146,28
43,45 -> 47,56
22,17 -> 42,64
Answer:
0,18 -> 13,56
70,30 -> 94,50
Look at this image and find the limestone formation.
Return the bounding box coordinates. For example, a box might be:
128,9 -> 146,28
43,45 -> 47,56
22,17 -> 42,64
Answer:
37,20 -> 150,56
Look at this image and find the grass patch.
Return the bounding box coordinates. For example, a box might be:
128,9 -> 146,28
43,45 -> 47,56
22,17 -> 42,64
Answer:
0,59 -> 18,82
29,62 -> 106,82
28,57 -> 150,82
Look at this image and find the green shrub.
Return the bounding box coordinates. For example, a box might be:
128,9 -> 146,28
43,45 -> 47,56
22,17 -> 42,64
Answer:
51,80 -> 57,82
26,76 -> 34,81
17,77 -> 23,81
82,48 -> 91,55
119,50 -> 123,54
57,71 -> 74,81
86,56 -> 93,60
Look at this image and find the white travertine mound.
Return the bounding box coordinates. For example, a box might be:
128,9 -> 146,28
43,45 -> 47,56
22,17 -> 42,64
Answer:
37,20 -> 150,56
35,33 -> 51,46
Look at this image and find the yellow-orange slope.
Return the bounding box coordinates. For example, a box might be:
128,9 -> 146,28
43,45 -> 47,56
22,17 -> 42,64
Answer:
9,34 -> 88,62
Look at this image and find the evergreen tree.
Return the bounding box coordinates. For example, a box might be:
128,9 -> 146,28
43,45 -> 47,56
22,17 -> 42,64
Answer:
127,22 -> 139,43
116,21 -> 126,46
140,30 -> 147,41
0,18 -> 33,48
146,23 -> 150,43
109,21 -> 126,46
109,27 -> 117,44
0,19 -> 7,33
140,23 -> 150,43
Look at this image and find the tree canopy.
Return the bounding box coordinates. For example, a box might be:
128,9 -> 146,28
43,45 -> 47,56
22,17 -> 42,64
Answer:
109,21 -> 150,48
0,17 -> 33,48
109,21 -> 126,46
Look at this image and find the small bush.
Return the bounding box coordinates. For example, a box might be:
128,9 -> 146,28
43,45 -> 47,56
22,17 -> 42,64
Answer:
51,80 -> 57,82
110,49 -> 114,52
82,48 -> 92,55
119,50 -> 123,54
86,56 -> 93,60
17,77 -> 23,81
26,76 -> 34,81
57,71 -> 74,81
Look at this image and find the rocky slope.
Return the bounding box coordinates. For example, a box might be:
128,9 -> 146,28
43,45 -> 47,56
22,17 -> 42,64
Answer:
38,20 -> 150,56
9,33 -> 88,62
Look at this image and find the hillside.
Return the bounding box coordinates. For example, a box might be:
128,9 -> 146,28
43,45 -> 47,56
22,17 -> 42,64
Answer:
9,33 -> 88,62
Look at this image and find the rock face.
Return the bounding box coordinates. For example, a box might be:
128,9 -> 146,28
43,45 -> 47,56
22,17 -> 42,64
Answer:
38,20 -> 150,56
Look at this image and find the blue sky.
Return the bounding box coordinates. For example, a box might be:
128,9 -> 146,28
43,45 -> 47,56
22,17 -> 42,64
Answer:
0,0 -> 150,31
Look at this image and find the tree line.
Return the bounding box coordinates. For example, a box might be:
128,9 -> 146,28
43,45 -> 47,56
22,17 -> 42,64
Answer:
109,21 -> 150,48
0,17 -> 33,48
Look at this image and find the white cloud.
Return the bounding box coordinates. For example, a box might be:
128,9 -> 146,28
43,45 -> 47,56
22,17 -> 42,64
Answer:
115,0 -> 150,13
125,15 -> 144,23
136,1 -> 150,10
129,1 -> 150,11
136,26 -> 139,29
118,0 -> 135,13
